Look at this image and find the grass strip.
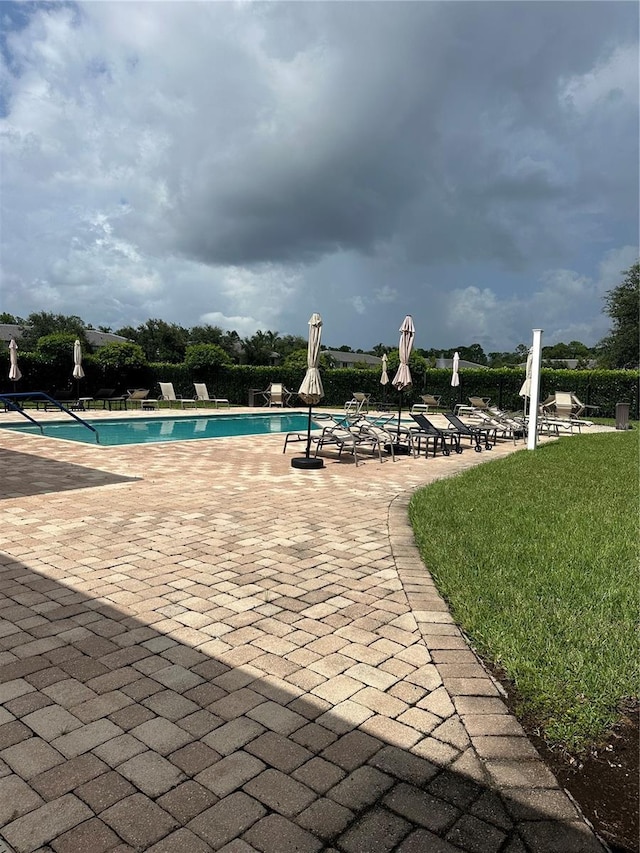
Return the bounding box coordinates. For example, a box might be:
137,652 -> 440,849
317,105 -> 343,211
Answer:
409,430 -> 639,752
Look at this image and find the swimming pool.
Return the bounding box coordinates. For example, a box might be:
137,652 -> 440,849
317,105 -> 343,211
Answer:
0,413 -> 315,446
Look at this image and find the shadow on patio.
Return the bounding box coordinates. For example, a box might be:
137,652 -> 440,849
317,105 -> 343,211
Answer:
0,555 -> 605,853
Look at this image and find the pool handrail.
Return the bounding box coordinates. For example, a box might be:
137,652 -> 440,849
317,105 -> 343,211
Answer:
0,392 -> 99,441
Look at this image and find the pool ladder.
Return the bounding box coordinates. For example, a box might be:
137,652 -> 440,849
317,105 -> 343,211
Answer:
0,392 -> 99,442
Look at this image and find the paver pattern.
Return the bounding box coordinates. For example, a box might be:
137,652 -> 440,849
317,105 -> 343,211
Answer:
0,409 -> 606,852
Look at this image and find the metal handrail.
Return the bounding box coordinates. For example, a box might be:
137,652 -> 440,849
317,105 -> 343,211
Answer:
0,392 -> 99,441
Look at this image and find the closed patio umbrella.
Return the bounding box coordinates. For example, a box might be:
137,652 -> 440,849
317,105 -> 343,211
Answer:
380,353 -> 389,403
519,347 -> 533,416
73,339 -> 85,397
293,313 -> 324,469
451,351 -> 460,387
450,350 -> 460,409
8,338 -> 22,389
391,315 -> 415,452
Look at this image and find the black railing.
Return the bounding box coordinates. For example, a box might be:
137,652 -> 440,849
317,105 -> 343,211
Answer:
0,392 -> 98,441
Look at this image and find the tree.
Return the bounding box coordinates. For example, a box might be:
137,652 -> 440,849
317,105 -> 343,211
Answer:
597,262 -> 640,368
19,312 -> 87,351
184,344 -> 232,372
455,344 -> 488,366
275,334 -> 308,360
189,324 -> 226,346
115,319 -> 189,362
94,342 -> 147,370
35,333 -> 80,362
242,330 -> 281,365
283,349 -> 334,370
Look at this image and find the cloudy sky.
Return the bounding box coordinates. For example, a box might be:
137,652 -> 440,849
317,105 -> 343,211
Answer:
1,1 -> 637,353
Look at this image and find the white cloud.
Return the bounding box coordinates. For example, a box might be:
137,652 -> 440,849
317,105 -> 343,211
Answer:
560,43 -> 638,114
0,2 -> 636,351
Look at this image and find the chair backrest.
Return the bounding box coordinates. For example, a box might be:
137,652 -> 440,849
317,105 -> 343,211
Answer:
553,391 -> 574,418
411,413 -> 442,434
468,396 -> 490,410
194,383 -> 209,401
349,392 -> 370,413
443,412 -> 472,433
159,382 -> 177,401
93,388 -> 115,399
420,394 -> 441,407
127,389 -> 149,401
268,383 -> 283,404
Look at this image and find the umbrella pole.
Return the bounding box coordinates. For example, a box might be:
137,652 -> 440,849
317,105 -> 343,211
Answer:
292,404 -> 324,470
304,404 -> 313,459
387,390 -> 410,455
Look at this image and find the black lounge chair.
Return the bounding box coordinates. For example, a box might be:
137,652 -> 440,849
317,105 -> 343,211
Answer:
85,388 -> 128,410
443,412 -> 496,452
410,413 -> 463,457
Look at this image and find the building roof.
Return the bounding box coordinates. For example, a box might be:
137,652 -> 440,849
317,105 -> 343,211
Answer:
323,350 -> 382,368
0,324 -> 130,348
435,356 -> 488,370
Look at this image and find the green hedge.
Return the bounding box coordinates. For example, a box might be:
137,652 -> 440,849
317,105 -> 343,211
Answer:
1,353 -> 637,419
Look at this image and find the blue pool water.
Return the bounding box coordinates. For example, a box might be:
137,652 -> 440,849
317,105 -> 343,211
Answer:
0,413 -> 314,446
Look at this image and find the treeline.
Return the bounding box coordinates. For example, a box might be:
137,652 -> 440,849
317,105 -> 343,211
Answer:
2,261 -> 637,369
0,311 -> 612,370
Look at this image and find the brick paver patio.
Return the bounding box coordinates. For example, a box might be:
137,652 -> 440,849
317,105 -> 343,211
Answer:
0,409 -> 606,852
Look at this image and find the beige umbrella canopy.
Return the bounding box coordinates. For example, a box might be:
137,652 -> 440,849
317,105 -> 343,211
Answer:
380,353 -> 389,402
451,351 -> 460,387
391,316 -> 415,450
292,313 -> 325,469
519,347 -> 533,415
8,339 -> 22,384
392,316 -> 415,393
380,353 -> 389,385
297,313 -> 324,405
73,339 -> 85,396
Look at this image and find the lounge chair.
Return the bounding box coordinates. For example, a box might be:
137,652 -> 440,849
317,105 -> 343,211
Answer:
284,413 -> 392,466
455,396 -> 491,417
540,391 -> 593,433
357,413 -> 416,456
570,392 -> 599,418
263,382 -> 292,407
86,389 -> 128,411
410,394 -> 442,414
409,413 -> 462,457
193,383 -> 230,408
487,407 -> 527,441
345,392 -> 371,414
126,389 -> 156,409
158,382 -> 197,409
473,410 -> 522,444
443,412 -> 496,451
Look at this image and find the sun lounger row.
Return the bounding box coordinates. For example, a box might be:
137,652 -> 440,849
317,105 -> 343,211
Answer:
283,409 -> 528,466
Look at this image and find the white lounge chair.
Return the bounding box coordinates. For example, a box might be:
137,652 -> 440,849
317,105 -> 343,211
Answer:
158,382 -> 197,408
345,392 -> 370,414
193,383 -> 230,408
410,394 -> 442,414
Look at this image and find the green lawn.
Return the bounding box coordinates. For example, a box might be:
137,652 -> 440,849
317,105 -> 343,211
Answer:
409,430 -> 639,752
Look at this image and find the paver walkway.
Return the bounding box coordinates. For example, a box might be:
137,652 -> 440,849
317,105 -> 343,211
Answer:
0,410 -> 606,853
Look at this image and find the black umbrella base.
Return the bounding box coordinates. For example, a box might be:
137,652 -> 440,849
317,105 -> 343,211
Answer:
385,443 -> 411,456
291,457 -> 324,469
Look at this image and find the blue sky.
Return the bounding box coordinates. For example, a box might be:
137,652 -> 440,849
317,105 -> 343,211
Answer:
1,1 -> 637,352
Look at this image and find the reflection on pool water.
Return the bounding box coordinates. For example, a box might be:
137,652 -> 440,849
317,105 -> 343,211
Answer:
0,413 -> 314,446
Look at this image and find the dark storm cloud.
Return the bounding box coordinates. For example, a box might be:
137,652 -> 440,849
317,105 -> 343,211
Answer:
166,1 -> 637,272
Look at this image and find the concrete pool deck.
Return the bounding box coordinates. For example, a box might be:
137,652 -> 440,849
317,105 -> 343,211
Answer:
0,408 -> 607,852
